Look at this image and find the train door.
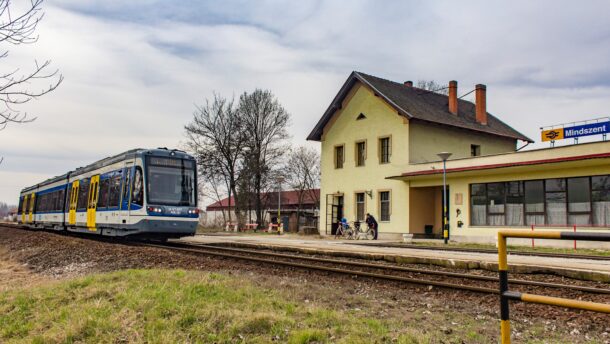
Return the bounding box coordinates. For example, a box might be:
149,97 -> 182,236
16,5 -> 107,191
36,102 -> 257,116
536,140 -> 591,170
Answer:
21,194 -> 28,223
68,180 -> 79,225
28,193 -> 36,223
119,164 -> 133,225
86,175 -> 100,230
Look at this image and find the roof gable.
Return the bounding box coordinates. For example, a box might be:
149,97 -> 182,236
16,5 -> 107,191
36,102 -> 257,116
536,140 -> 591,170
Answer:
307,71 -> 533,142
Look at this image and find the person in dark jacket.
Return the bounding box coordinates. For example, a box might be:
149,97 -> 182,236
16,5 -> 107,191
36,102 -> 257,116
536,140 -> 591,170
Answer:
365,213 -> 378,240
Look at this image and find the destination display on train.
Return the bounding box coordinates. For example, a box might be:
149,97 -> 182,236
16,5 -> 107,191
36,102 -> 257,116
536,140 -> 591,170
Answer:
148,157 -> 195,168
541,121 -> 610,142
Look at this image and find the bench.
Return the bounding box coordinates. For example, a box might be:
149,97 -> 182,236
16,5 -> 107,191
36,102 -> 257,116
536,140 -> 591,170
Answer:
241,223 -> 258,232
225,222 -> 238,232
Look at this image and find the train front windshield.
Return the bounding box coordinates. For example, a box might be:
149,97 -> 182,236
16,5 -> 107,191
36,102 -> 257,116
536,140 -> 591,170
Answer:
146,157 -> 196,207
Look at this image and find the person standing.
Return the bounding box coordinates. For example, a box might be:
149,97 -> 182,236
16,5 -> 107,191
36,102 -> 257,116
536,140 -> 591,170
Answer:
365,213 -> 378,240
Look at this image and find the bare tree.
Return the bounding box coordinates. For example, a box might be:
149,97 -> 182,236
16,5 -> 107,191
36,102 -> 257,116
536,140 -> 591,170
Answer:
185,94 -> 246,225
238,89 -> 290,227
416,80 -> 448,95
286,146 -> 320,231
0,0 -> 63,131
198,172 -> 227,225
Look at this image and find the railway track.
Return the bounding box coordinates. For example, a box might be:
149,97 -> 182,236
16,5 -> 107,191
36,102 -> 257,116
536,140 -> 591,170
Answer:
142,241 -> 610,296
2,223 -> 608,261
350,242 -> 610,261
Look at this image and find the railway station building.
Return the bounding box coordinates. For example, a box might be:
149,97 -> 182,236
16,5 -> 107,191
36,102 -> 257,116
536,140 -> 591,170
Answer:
308,71 -> 610,243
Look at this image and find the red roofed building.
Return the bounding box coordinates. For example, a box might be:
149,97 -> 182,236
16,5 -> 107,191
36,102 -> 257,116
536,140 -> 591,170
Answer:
203,189 -> 320,232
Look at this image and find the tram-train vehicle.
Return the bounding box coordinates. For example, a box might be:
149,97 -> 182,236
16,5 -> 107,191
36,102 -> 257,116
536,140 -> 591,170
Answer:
17,148 -> 199,239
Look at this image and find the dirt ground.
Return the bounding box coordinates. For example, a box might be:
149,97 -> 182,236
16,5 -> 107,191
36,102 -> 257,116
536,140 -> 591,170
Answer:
0,226 -> 609,343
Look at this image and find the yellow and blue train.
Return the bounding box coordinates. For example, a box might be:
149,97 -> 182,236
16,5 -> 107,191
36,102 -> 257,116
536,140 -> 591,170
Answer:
17,148 -> 199,239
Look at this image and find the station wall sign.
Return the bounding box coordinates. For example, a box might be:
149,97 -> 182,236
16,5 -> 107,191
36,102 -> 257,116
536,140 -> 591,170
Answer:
541,121 -> 610,142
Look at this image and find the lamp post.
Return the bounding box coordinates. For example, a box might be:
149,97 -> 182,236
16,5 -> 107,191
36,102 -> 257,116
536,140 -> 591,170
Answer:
437,152 -> 452,244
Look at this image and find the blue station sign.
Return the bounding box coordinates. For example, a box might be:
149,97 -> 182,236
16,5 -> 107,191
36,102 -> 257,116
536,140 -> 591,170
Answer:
541,121 -> 610,142
564,121 -> 610,139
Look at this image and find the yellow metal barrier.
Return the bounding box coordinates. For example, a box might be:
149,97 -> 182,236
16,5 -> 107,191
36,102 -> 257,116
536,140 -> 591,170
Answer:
497,230 -> 610,344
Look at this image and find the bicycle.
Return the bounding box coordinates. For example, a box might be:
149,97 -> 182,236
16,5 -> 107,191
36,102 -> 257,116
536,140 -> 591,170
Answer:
335,221 -> 355,240
353,221 -> 375,240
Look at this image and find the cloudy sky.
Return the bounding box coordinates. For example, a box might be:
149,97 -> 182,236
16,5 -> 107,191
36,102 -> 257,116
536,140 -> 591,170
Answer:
1,0 -> 610,205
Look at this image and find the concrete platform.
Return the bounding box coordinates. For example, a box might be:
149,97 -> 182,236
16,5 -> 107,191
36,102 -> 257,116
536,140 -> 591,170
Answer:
181,234 -> 610,283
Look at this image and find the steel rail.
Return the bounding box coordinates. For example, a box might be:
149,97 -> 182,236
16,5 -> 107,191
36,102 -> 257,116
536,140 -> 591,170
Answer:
352,242 -> 610,261
143,242 -> 497,294
172,242 -> 610,295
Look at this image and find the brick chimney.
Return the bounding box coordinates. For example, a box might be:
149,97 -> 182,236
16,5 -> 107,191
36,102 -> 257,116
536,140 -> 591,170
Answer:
475,84 -> 487,125
448,80 -> 458,115
404,80 -> 413,87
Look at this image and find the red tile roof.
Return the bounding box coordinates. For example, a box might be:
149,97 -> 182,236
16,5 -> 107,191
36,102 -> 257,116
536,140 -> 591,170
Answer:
206,189 -> 320,211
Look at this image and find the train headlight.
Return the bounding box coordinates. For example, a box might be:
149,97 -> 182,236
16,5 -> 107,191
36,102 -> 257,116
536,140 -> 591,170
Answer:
188,208 -> 199,215
147,206 -> 163,214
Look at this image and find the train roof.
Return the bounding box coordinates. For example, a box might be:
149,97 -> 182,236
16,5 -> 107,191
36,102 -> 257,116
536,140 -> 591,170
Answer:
20,148 -> 195,194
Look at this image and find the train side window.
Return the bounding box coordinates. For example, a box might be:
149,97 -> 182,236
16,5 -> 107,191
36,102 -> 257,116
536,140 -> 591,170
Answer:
35,194 -> 41,213
98,178 -> 110,209
38,194 -> 45,212
132,167 -> 143,206
108,174 -> 121,208
44,193 -> 50,212
50,192 -> 57,212
65,186 -> 71,211
77,179 -> 90,211
56,189 -> 63,212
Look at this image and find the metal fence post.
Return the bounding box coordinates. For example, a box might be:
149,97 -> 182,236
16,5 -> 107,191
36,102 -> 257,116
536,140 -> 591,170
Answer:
498,232 -> 511,344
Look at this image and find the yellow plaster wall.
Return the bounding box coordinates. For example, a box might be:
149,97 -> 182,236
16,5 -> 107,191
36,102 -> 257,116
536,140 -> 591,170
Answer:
408,121 -> 517,163
320,82 -> 410,235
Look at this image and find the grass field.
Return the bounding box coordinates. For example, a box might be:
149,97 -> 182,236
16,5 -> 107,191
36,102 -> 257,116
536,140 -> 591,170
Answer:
1,269 -> 603,343
0,269 -> 441,343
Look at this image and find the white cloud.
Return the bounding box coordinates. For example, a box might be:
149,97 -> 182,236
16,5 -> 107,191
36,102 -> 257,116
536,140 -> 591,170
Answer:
1,1 -> 610,204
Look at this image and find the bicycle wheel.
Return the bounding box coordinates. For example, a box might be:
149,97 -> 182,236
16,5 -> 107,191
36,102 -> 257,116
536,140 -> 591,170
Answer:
365,227 -> 374,240
347,228 -> 355,240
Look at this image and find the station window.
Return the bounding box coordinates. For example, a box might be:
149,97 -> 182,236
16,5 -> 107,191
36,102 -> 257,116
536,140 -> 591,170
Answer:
355,192 -> 365,221
334,145 -> 344,169
470,175 -> 610,227
355,141 -> 366,167
568,177 -> 591,225
379,191 -> 391,221
379,137 -> 391,164
471,144 -> 481,157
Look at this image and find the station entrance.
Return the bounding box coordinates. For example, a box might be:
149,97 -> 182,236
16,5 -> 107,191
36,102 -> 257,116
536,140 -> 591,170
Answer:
409,186 -> 448,238
325,194 -> 344,235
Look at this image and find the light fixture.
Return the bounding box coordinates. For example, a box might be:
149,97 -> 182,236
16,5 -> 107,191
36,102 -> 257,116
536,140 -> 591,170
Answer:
365,190 -> 373,198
